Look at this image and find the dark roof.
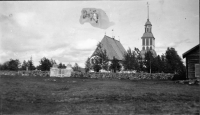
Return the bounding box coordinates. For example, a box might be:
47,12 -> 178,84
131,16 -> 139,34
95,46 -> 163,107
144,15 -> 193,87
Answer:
145,19 -> 152,26
91,35 -> 126,60
142,32 -> 154,38
182,44 -> 199,58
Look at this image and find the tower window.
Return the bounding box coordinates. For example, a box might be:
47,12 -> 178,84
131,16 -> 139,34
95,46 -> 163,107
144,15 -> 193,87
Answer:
146,38 -> 149,45
143,38 -> 145,45
150,38 -> 152,45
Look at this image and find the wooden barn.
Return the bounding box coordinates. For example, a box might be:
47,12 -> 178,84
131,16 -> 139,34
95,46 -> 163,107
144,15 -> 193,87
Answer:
182,44 -> 200,79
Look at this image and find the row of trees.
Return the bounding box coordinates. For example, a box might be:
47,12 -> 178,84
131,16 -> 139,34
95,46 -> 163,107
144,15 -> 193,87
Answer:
0,59 -> 21,71
85,43 -> 186,78
0,43 -> 186,78
141,48 -> 185,75
0,57 -> 82,72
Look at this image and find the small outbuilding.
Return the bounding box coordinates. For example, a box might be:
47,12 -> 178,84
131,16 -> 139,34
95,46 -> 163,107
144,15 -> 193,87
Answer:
50,64 -> 73,77
182,44 -> 200,79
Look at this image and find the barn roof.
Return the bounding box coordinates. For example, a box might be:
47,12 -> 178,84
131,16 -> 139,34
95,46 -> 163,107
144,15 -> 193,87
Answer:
182,44 -> 199,58
91,35 -> 126,60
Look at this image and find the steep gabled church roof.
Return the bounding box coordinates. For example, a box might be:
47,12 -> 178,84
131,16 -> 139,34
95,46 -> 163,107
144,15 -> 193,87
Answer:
91,35 -> 126,60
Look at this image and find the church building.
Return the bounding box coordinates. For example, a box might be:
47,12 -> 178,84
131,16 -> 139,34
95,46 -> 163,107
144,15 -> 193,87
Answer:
140,3 -> 157,59
91,35 -> 126,61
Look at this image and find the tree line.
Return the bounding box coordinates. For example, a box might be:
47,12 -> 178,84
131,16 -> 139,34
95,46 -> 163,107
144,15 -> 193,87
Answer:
0,43 -> 186,79
0,57 -> 82,72
85,43 -> 186,78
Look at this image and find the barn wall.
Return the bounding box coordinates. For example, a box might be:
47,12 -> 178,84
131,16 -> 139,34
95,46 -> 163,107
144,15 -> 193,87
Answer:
187,48 -> 199,79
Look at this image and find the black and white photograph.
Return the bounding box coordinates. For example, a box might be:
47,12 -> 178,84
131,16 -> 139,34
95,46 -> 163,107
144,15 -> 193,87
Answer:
0,0 -> 199,114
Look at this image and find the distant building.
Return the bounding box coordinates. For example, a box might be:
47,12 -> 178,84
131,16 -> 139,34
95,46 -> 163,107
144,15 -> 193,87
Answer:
182,44 -> 199,79
140,2 -> 157,59
91,35 -> 126,61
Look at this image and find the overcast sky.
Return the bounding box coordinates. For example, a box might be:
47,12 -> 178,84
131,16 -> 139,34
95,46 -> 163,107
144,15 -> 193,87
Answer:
0,0 -> 199,67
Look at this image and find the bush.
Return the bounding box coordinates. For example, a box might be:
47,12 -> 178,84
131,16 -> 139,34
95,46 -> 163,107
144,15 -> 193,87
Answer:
172,74 -> 186,81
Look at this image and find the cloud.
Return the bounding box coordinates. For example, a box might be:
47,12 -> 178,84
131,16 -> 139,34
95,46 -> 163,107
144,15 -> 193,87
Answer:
73,38 -> 98,51
159,0 -> 165,5
155,38 -> 192,56
14,12 -> 35,27
0,14 -> 9,21
168,39 -> 191,48
0,1 -> 198,68
156,38 -> 191,49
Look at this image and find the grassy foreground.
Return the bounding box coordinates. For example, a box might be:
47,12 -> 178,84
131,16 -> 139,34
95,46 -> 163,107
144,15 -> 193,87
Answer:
0,75 -> 200,114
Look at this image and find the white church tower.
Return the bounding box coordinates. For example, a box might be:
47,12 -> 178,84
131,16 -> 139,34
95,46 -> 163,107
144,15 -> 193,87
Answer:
141,2 -> 157,58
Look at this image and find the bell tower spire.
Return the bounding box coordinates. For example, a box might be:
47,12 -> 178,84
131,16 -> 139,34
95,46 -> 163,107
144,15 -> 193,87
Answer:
141,2 -> 157,59
147,2 -> 149,20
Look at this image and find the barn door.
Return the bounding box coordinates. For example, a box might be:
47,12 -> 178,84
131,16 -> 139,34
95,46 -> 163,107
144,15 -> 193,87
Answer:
195,64 -> 199,78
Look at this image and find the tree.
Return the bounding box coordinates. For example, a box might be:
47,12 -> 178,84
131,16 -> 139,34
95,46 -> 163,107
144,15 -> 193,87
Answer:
91,42 -> 109,72
58,63 -> 66,69
50,59 -> 57,66
73,63 -> 81,72
92,57 -> 102,72
27,58 -> 35,70
85,57 -> 91,73
21,60 -> 28,70
58,63 -> 62,69
151,55 -> 159,73
134,48 -> 142,72
122,48 -> 139,71
100,50 -> 109,71
165,47 -> 186,79
96,42 -> 109,70
110,56 -> 121,73
144,51 -> 154,73
21,58 -> 35,71
0,61 -> 9,70
38,57 -> 52,71
8,59 -> 21,71
156,55 -> 163,73
133,48 -> 147,72
0,64 -> 2,70
165,47 -> 185,74
160,54 -> 171,73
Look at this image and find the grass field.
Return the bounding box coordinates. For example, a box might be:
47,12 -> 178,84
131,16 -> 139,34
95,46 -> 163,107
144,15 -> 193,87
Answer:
0,75 -> 200,114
